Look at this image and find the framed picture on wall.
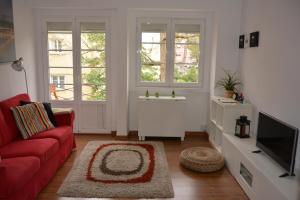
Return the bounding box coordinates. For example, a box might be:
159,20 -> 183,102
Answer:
250,31 -> 259,47
0,0 -> 16,63
239,35 -> 245,49
244,34 -> 250,48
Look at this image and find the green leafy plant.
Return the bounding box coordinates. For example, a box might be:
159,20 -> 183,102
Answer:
171,90 -> 175,98
145,90 -> 150,97
216,69 -> 241,91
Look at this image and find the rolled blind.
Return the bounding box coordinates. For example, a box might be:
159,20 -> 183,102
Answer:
175,24 -> 200,33
47,22 -> 72,32
141,23 -> 167,32
81,22 -> 105,32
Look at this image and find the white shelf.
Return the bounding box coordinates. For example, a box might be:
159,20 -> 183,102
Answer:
223,134 -> 300,200
212,96 -> 252,107
208,96 -> 253,151
211,119 -> 223,131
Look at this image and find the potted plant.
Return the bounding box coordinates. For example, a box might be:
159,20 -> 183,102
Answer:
216,69 -> 241,98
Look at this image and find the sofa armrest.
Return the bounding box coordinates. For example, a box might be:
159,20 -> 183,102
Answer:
53,108 -> 76,149
53,108 -> 75,127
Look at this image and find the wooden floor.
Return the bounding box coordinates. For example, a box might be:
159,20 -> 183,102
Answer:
37,133 -> 249,200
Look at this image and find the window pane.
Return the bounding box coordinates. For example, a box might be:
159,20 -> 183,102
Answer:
82,85 -> 106,101
81,68 -> 106,85
174,25 -> 201,84
175,33 -> 200,44
174,44 -> 199,64
49,68 -> 73,84
81,51 -> 105,67
140,23 -> 167,83
47,22 -> 74,101
142,32 -> 166,43
141,64 -> 166,82
50,84 -> 74,100
49,51 -> 73,67
174,64 -> 198,83
48,33 -> 72,50
81,32 -> 105,50
80,22 -> 107,101
141,43 -> 166,64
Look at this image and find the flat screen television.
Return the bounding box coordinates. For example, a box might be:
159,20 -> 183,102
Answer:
256,112 -> 299,176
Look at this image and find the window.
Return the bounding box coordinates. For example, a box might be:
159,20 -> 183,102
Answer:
137,18 -> 203,87
47,21 -> 108,101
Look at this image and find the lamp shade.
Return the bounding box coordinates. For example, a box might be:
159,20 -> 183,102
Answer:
10,57 -> 28,94
11,57 -> 24,71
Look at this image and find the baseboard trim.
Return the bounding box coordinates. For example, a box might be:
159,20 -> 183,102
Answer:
76,130 -> 208,138
128,130 -> 208,137
185,131 -> 208,137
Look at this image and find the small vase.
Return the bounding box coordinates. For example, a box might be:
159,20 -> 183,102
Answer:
224,90 -> 234,98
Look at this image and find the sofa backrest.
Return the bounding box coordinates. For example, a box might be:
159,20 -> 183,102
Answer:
0,94 -> 30,145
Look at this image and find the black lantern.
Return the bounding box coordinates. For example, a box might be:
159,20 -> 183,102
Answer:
235,116 -> 251,138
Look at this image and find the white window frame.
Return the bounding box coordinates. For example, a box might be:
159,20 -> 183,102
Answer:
41,17 -> 111,103
136,17 -> 205,88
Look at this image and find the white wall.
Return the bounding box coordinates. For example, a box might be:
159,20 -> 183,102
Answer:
125,2 -> 242,131
23,0 -> 243,134
0,0 -> 37,100
240,0 -> 300,169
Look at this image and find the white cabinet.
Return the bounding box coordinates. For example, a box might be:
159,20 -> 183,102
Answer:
138,96 -> 186,141
209,96 -> 253,151
222,134 -> 298,200
210,96 -> 299,200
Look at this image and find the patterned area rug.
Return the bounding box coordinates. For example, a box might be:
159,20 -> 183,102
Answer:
58,141 -> 174,198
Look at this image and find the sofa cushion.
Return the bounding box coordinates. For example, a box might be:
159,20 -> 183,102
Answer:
11,102 -> 54,139
30,126 -> 72,145
20,100 -> 58,127
0,110 -> 11,148
0,156 -> 40,199
0,94 -> 30,143
0,138 -> 59,165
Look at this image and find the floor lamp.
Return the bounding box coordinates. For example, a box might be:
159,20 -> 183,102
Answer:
11,57 -> 29,94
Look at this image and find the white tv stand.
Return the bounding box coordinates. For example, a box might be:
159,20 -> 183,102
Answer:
208,96 -> 300,200
222,133 -> 299,200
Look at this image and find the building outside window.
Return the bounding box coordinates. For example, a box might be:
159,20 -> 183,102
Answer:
50,75 -> 65,89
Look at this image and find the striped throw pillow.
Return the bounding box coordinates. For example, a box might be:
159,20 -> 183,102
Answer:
11,102 -> 54,139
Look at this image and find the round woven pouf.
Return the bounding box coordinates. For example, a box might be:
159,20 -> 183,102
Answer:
179,147 -> 224,172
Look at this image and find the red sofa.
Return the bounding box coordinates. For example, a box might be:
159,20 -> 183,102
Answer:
0,94 -> 75,200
